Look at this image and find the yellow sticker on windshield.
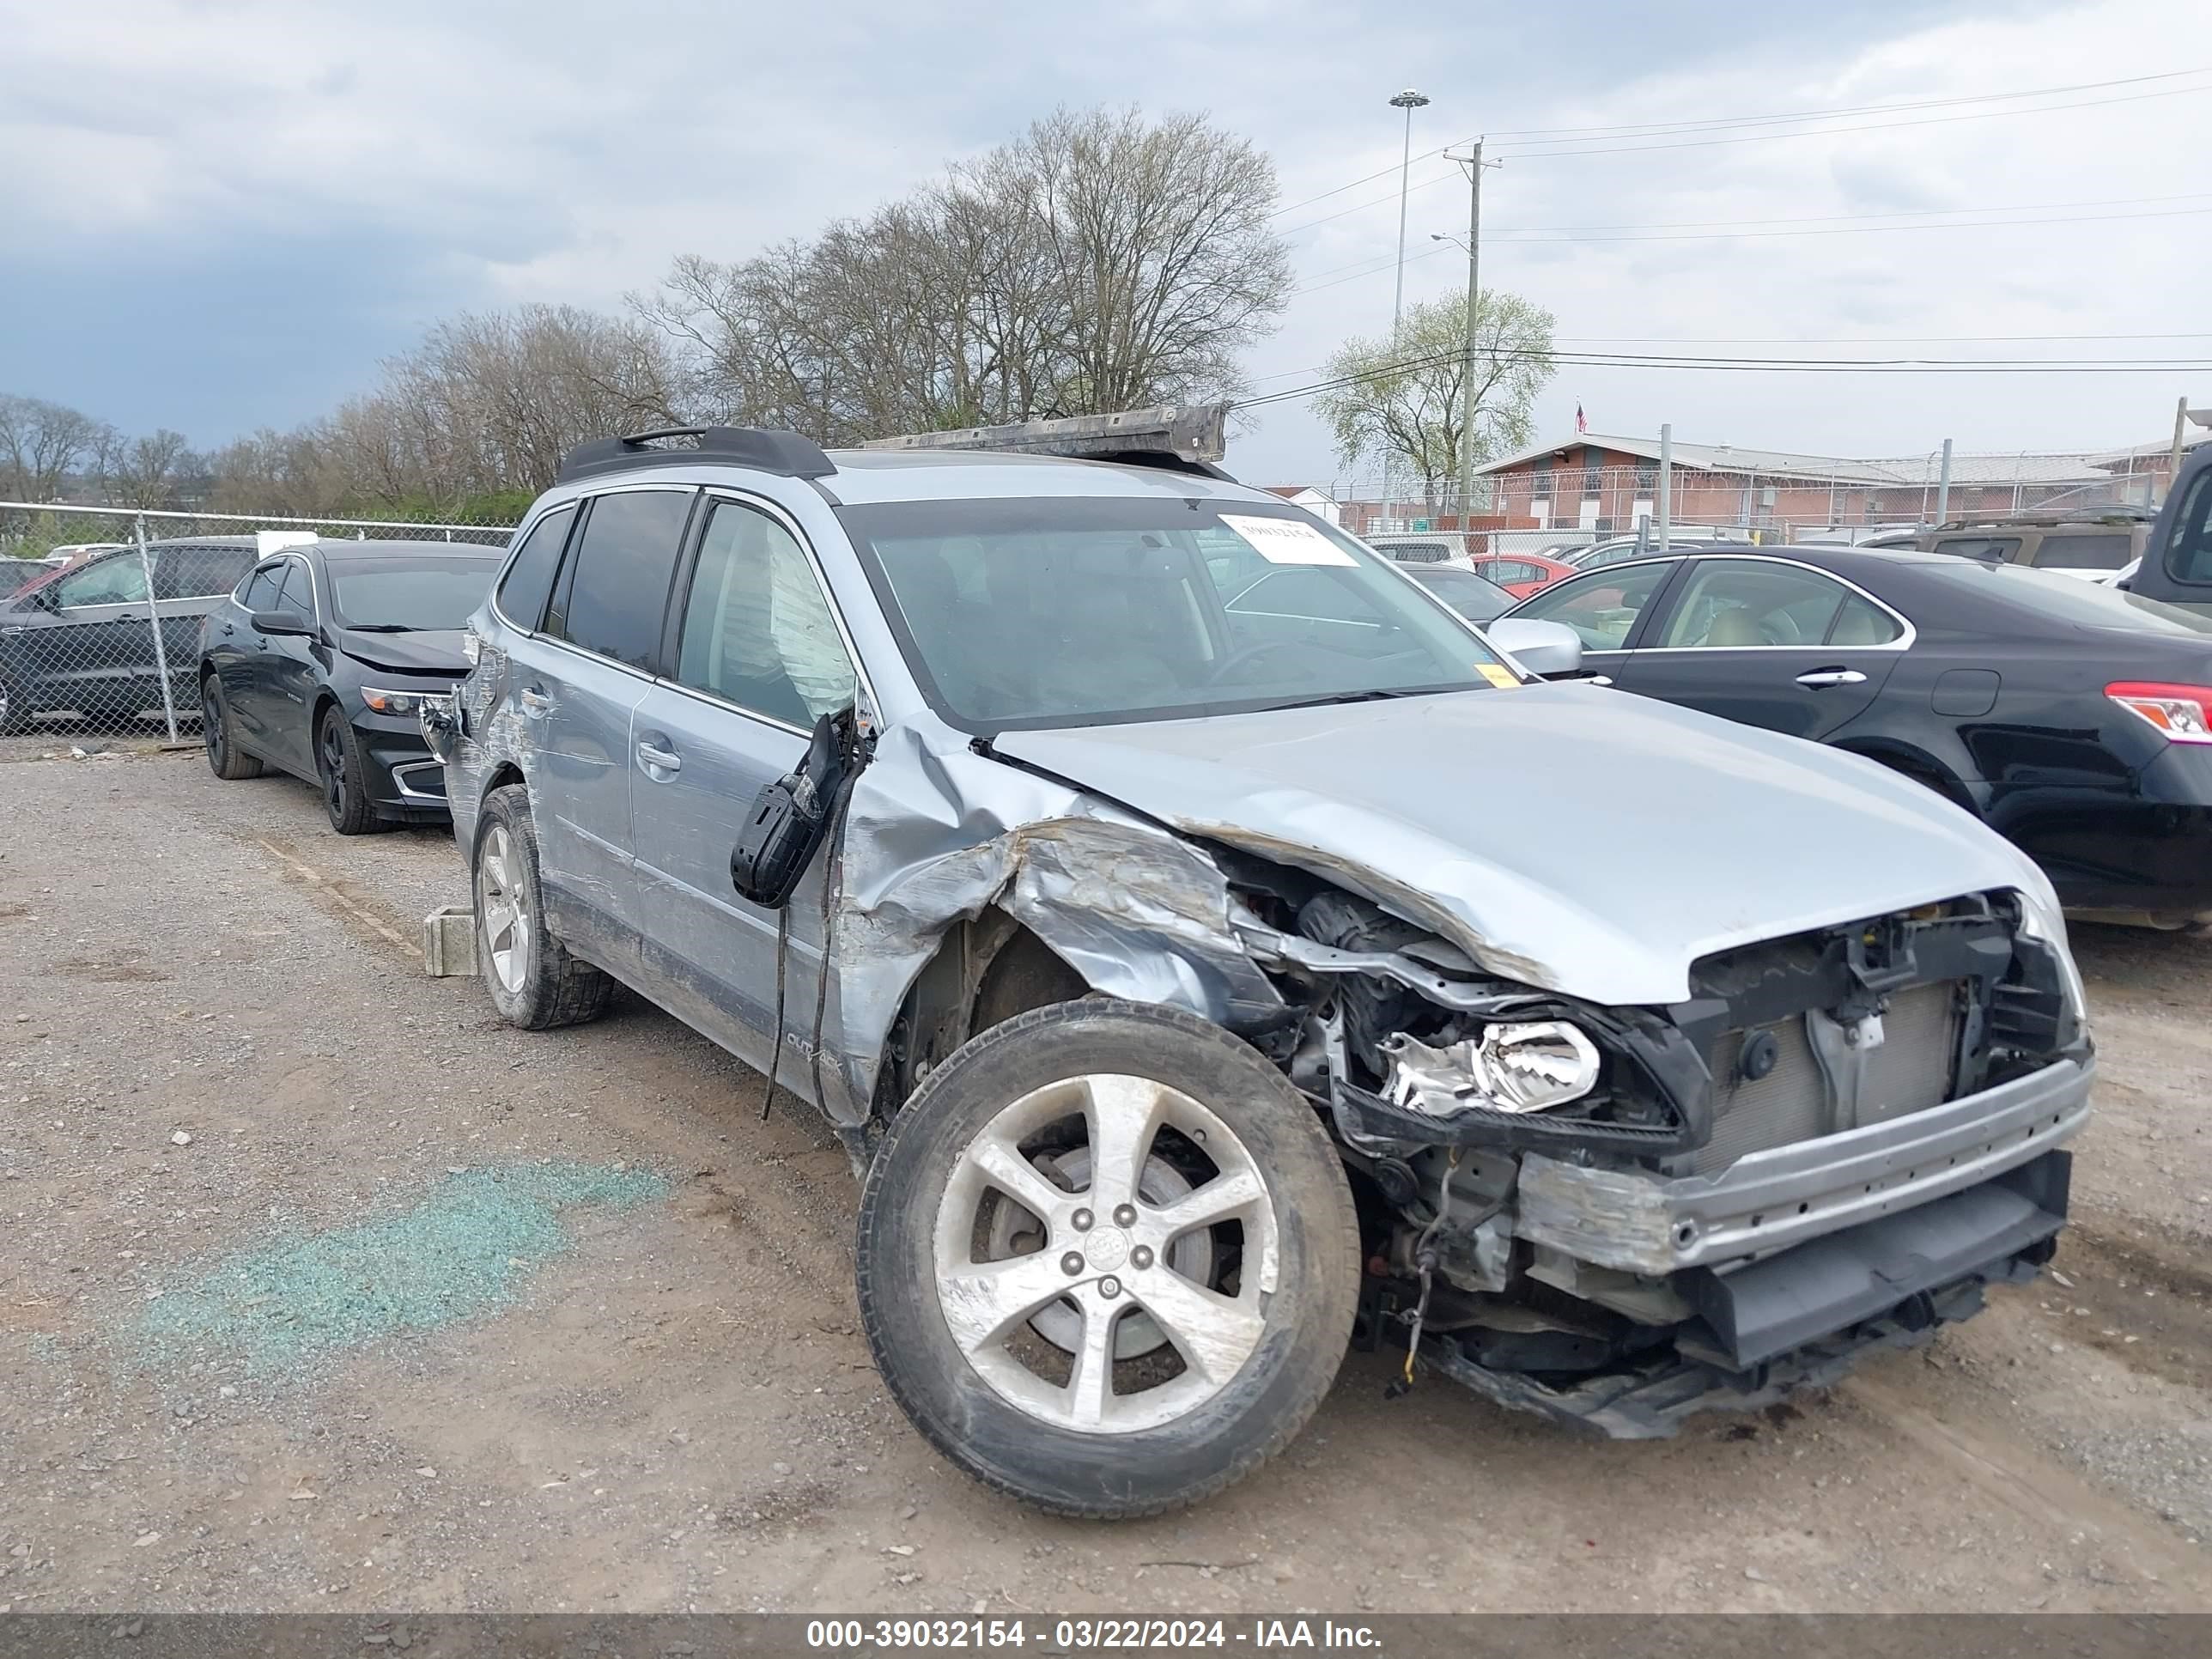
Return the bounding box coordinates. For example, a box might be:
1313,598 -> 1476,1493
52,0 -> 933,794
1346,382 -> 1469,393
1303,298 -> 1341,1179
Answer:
1476,663 -> 1520,688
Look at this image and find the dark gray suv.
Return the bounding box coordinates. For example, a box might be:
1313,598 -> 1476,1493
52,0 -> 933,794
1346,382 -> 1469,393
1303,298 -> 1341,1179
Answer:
432,425 -> 2090,1517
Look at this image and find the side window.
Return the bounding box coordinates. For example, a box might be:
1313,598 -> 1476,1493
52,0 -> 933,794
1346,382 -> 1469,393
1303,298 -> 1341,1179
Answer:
2031,532 -> 2132,571
1513,562 -> 1674,650
1827,596 -> 1904,646
672,499 -> 855,726
2166,467 -> 2212,586
53,556 -> 149,607
495,504 -> 575,632
240,562 -> 284,611
550,490 -> 693,669
1655,559 -> 1867,649
270,560 -> 313,617
155,546 -> 250,600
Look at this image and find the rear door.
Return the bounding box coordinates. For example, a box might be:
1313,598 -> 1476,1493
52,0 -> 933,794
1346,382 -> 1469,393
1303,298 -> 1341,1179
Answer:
1612,556 -> 1904,739
2128,453 -> 2212,615
522,485 -> 696,972
628,492 -> 861,1082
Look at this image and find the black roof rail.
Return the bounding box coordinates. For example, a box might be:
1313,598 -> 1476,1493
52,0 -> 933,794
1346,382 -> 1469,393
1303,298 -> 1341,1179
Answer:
556,426 -> 836,485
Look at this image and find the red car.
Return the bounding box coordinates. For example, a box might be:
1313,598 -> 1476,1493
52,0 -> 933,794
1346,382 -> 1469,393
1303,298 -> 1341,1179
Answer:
1463,551 -> 1578,599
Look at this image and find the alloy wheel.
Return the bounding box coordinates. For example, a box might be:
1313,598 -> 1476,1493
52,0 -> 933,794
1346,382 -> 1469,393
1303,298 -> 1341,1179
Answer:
203,684 -> 225,768
319,719 -> 347,818
932,1073 -> 1277,1435
476,823 -> 532,995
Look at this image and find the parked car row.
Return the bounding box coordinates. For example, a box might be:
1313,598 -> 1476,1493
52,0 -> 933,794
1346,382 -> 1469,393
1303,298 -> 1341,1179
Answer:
224,422 -> 2092,1523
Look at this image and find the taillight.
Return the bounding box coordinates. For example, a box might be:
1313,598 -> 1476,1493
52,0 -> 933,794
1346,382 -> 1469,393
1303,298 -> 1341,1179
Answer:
2106,681 -> 2212,744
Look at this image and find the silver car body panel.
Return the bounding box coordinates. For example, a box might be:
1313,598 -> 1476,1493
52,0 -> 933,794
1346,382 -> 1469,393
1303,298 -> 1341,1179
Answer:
447,449 -> 2069,1138
993,681 -> 2063,1007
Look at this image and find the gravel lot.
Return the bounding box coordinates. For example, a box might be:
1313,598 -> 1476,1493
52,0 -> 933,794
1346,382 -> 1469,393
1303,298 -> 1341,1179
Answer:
2,744 -> 2209,1615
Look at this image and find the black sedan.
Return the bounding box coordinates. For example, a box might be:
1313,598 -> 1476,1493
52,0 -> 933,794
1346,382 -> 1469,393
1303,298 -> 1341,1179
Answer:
196,538 -> 503,833
1504,543 -> 2212,927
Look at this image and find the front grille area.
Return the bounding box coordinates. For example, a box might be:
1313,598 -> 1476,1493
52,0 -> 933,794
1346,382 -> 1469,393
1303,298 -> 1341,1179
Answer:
1695,981 -> 1960,1176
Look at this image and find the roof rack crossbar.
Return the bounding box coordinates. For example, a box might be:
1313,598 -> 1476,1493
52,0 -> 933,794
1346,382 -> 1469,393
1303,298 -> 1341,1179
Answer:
556,426 -> 836,485
860,404 -> 1233,478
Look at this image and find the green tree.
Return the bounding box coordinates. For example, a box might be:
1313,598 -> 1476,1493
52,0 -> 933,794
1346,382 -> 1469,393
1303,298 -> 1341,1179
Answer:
1314,292 -> 1556,513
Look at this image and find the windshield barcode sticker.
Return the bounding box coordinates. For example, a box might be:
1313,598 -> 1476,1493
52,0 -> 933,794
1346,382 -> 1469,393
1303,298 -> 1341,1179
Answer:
1221,514 -> 1357,567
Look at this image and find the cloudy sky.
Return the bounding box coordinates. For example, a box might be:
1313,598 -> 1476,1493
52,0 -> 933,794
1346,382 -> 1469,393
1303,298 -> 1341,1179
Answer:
3,0 -> 2207,486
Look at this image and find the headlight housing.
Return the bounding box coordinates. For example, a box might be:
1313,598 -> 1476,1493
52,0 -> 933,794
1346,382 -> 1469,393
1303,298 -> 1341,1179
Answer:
1381,1020 -> 1603,1117
2015,885 -> 2089,1036
361,686 -> 452,718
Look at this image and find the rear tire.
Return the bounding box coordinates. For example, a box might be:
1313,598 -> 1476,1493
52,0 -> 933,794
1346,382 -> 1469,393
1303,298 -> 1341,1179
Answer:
202,677 -> 263,780
0,671 -> 29,737
471,783 -> 611,1030
856,999 -> 1360,1518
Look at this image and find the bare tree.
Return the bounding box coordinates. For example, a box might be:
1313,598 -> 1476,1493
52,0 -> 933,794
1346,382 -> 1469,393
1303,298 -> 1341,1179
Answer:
636,104 -> 1293,441
1314,292 -> 1557,509
110,428 -> 194,509
0,394 -> 112,501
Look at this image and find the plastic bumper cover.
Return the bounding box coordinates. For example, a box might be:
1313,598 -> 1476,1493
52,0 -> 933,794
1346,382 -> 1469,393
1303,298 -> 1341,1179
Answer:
1516,1054 -> 2092,1276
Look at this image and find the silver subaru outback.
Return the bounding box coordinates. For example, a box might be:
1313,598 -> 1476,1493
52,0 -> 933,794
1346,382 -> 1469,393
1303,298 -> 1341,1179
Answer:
428,425 -> 2092,1518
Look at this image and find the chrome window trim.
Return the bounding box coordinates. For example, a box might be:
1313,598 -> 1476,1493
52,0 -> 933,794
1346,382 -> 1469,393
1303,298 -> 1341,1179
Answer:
1562,552 -> 1917,655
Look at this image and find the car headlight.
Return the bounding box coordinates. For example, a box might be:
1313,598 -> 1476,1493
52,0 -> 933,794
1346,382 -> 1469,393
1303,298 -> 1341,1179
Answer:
1381,1020 -> 1603,1117
362,687 -> 451,717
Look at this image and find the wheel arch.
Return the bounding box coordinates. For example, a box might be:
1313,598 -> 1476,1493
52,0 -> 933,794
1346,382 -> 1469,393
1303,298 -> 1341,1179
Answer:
1831,733 -> 1979,812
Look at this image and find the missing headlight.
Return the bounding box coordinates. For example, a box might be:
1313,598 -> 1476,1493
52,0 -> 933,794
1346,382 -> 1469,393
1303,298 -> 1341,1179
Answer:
1380,1021 -> 1602,1117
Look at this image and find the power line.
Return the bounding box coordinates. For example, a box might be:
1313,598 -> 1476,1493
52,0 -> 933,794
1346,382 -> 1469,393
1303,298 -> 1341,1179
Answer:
1267,67 -> 2212,220
1285,198 -> 2212,296
1277,79 -> 2212,237
1231,348 -> 2212,411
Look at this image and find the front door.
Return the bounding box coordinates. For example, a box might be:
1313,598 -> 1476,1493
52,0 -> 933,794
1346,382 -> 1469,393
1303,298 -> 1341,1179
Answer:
521,485 -> 697,974
1613,556 -> 1901,739
629,494 -> 859,1090
1495,558 -> 1679,684
20,550 -> 155,716
252,556 -> 323,774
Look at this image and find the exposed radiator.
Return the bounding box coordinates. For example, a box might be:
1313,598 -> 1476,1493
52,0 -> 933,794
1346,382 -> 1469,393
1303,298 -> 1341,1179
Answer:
1695,981 -> 1960,1176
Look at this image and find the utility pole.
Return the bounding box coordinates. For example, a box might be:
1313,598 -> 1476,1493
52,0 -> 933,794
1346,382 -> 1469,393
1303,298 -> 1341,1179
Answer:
1449,140 -> 1488,546
1934,437 -> 1954,528
2170,394 -> 2191,504
1656,423 -> 1672,544
1389,88 -> 1430,334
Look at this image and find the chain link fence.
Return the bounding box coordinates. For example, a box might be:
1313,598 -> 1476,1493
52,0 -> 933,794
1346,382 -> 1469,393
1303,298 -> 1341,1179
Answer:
0,502 -> 512,749
1297,447 -> 2172,553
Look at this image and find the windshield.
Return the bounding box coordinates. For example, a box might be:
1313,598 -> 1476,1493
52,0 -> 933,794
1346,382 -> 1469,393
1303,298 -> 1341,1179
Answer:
1409,566 -> 1514,622
838,498 -> 1515,730
329,560 -> 497,631
1921,560 -> 2212,637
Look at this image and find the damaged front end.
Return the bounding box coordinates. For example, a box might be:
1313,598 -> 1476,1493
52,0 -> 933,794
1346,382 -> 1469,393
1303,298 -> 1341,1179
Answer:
1230,878 -> 2092,1437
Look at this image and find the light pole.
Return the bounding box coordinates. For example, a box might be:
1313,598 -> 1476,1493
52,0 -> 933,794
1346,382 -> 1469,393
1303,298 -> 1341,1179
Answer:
1389,88 -> 1430,336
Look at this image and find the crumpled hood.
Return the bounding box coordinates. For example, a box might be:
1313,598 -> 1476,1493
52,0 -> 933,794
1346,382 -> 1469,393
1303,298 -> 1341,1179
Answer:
994,680 -> 2055,1006
339,628 -> 470,677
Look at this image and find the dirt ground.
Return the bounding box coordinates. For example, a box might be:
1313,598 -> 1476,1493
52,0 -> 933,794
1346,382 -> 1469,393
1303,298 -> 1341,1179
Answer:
1,744 -> 2208,1616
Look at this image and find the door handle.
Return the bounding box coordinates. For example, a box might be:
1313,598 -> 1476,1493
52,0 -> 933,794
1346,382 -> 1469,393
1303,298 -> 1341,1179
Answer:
518,687 -> 552,717
635,739 -> 682,775
1796,668 -> 1868,689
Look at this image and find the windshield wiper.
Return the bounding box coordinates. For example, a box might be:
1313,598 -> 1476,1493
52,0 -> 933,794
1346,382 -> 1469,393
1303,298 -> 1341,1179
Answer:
344,623 -> 417,633
1249,687 -> 1426,713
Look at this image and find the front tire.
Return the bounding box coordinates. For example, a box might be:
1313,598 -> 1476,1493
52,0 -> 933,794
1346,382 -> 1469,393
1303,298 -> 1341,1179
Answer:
203,677 -> 263,780
316,705 -> 381,835
856,999 -> 1360,1518
471,783 -> 611,1030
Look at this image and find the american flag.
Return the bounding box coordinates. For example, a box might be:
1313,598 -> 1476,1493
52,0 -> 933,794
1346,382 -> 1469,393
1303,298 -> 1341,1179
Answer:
1575,404 -> 1587,434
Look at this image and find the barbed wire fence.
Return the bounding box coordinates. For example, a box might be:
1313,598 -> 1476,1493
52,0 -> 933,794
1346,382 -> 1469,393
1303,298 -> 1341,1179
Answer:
0,502 -> 514,750
1291,449 -> 2167,553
